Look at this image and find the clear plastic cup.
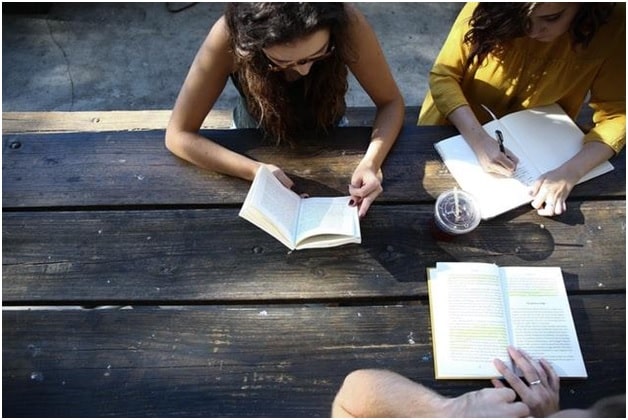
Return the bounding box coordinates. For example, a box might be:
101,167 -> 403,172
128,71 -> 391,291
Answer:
432,189 -> 481,240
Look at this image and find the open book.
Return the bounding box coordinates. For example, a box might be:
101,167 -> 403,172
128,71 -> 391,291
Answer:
427,262 -> 588,379
434,104 -> 614,219
239,165 -> 361,250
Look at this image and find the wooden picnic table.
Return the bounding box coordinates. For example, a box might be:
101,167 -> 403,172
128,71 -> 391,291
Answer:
3,117 -> 625,417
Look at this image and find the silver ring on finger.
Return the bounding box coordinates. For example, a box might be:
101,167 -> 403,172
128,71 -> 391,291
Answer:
529,379 -> 542,385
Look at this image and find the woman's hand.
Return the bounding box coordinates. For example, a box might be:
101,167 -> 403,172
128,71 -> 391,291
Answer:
264,163 -> 295,190
529,141 -> 614,217
447,106 -> 519,176
492,346 -> 560,417
529,165 -> 579,216
348,165 -> 383,218
472,130 -> 519,177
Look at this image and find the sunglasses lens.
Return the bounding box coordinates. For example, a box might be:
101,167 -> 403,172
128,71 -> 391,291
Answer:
266,44 -> 333,72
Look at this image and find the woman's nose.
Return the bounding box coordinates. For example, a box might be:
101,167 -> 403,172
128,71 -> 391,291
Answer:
293,62 -> 313,76
528,21 -> 546,38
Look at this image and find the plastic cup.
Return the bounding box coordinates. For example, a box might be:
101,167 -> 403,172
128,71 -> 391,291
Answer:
431,189 -> 481,240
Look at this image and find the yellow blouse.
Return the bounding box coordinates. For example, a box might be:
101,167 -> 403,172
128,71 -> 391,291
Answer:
418,2 -> 626,154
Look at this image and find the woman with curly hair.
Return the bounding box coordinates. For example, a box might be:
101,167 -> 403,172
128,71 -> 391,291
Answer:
419,2 -> 625,217
166,3 -> 404,217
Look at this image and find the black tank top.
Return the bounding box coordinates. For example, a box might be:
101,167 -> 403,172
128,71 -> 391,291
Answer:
229,71 -> 341,134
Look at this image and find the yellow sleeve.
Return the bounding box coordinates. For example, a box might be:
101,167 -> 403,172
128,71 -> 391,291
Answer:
425,2 -> 476,119
583,6 -> 626,154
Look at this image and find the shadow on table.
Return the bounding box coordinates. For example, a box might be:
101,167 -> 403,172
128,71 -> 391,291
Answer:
439,203 -> 588,259
362,204 -> 592,285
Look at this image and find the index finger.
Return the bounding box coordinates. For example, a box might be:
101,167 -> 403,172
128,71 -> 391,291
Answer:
488,158 -> 516,177
357,196 -> 374,218
504,148 -> 520,165
493,357 -> 528,396
497,154 -> 517,173
509,347 -> 544,383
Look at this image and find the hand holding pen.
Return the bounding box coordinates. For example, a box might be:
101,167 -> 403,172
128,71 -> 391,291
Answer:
491,129 -> 518,174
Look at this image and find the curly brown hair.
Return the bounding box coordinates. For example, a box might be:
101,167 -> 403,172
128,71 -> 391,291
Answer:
225,3 -> 355,146
463,2 -> 615,68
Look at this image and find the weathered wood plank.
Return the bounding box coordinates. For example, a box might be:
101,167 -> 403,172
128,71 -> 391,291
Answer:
3,298 -> 625,417
2,109 -> 230,133
1,107 -> 420,134
3,201 -> 625,303
3,127 -> 625,208
2,105 -> 595,135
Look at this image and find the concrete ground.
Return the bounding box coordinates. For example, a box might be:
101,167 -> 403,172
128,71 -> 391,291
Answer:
2,2 -> 463,114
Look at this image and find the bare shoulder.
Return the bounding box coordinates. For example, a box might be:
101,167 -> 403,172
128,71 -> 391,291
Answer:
343,3 -> 380,51
344,3 -> 371,32
203,16 -> 232,53
196,15 -> 235,72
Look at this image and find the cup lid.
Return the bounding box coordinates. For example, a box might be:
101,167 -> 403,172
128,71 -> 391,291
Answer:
435,189 -> 481,234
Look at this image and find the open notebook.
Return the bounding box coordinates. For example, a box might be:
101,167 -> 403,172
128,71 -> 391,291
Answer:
434,104 -> 614,219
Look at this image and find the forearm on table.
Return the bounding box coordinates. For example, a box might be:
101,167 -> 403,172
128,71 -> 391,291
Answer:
165,130 -> 260,181
331,369 -> 448,418
359,99 -> 404,172
561,141 -> 615,181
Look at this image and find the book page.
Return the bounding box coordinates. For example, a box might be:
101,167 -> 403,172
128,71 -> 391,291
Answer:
480,104 -> 541,186
239,165 -> 301,248
429,263 -> 511,379
435,120 -> 539,219
295,196 -> 360,249
501,104 -> 613,182
434,104 -> 614,219
494,123 -> 543,187
501,266 -> 588,378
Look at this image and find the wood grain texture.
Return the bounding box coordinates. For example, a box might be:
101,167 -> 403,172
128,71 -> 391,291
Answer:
2,122 -> 624,417
3,201 -> 625,303
1,107 -> 420,134
3,127 -> 625,208
3,299 -> 624,417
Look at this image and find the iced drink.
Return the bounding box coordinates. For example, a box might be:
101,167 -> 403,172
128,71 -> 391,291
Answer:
432,189 -> 481,240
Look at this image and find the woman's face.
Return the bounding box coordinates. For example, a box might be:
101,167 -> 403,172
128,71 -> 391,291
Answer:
527,3 -> 580,42
262,28 -> 332,77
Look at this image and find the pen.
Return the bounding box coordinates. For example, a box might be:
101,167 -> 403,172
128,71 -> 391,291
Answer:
495,130 -> 506,154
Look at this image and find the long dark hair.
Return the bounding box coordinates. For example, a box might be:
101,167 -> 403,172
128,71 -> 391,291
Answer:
464,2 -> 615,68
225,2 -> 354,145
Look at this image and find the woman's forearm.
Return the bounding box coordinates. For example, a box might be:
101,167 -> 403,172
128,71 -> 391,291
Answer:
446,105 -> 487,152
360,97 -> 405,172
165,130 -> 260,181
560,141 -> 615,182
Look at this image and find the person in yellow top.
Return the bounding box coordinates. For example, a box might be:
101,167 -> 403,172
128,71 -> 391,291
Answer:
419,2 -> 625,217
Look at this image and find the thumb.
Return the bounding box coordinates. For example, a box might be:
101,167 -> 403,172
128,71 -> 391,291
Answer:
494,386 -> 517,402
273,171 -> 294,190
491,378 -> 505,389
529,177 -> 543,197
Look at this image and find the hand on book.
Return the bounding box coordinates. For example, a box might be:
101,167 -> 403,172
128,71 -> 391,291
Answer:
265,163 -> 310,197
529,141 -> 616,216
529,167 -> 575,216
492,346 -> 561,418
264,163 -> 295,191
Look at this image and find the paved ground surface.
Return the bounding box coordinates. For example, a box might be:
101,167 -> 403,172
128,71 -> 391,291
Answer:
3,2 -> 463,113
